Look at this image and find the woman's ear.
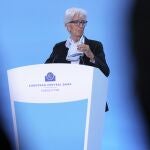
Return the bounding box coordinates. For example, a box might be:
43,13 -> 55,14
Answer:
65,24 -> 71,32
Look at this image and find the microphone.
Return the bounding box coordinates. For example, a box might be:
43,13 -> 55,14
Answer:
45,55 -> 58,64
52,55 -> 58,63
80,56 -> 85,65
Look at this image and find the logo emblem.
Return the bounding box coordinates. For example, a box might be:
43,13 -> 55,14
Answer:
45,72 -> 56,81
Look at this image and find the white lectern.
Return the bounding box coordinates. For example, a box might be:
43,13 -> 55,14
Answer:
7,64 -> 108,150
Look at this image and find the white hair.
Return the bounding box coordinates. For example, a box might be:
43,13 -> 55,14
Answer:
64,7 -> 87,24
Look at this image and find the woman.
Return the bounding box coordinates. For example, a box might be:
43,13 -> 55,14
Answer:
45,7 -> 110,77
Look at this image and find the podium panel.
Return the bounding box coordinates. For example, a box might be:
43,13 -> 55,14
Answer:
7,64 -> 108,150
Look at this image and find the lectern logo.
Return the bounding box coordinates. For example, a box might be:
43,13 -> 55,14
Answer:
45,72 -> 56,81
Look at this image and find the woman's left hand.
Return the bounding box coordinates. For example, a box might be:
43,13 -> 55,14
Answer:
77,44 -> 95,61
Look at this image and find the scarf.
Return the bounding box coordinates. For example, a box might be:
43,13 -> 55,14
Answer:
65,36 -> 84,61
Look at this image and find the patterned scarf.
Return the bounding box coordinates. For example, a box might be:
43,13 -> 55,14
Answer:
65,36 -> 84,61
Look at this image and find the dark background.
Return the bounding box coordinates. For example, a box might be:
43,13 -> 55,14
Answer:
132,0 -> 150,148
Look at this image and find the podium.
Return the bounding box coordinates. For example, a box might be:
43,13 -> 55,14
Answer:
7,64 -> 108,150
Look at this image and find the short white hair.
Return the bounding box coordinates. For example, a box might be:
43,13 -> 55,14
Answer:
64,7 -> 87,24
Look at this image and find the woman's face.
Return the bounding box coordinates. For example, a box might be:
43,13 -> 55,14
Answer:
66,14 -> 87,41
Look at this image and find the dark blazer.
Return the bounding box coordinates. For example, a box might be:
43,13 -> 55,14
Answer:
45,37 -> 110,111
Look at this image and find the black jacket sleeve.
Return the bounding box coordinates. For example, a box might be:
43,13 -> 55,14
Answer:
84,40 -> 110,77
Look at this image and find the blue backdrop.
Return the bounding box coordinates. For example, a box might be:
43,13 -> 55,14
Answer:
0,0 -> 148,149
